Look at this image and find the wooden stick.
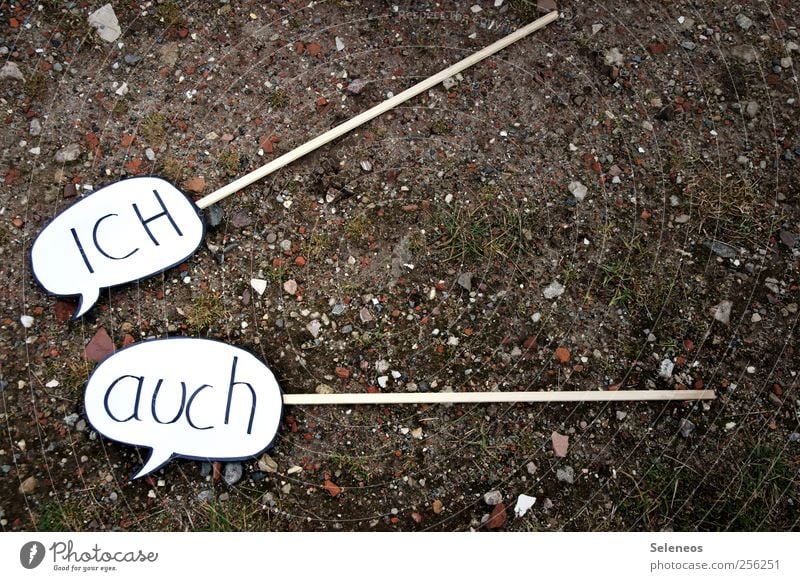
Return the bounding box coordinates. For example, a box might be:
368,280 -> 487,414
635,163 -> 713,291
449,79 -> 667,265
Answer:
196,10 -> 559,209
282,390 -> 716,406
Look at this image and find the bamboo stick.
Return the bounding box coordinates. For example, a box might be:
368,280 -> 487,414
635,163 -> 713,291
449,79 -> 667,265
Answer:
282,390 -> 716,406
196,10 -> 559,209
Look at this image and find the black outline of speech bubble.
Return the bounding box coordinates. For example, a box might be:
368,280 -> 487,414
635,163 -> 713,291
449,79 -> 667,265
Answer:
30,176 -> 207,320
82,336 -> 284,481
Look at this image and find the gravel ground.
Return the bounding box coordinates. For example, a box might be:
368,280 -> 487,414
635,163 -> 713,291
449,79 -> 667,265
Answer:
1,0 -> 798,531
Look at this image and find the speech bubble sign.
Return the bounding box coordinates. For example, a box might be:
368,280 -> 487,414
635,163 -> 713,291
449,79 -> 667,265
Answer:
31,177 -> 205,318
84,338 -> 283,479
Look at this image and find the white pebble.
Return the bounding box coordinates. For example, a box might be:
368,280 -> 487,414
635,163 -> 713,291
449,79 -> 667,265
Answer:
251,278 -> 267,296
543,281 -> 565,299
20,315 -> 34,328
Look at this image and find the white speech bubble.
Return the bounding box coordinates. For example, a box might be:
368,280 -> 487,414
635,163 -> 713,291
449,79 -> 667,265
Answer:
84,338 -> 283,479
31,177 -> 205,318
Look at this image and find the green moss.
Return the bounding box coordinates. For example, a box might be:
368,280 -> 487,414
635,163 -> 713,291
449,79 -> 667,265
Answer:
156,1 -> 184,25
268,89 -> 290,109
345,214 -> 371,241
161,157 -> 184,183
217,148 -> 240,177
140,113 -> 167,147
23,73 -> 47,100
185,292 -> 224,333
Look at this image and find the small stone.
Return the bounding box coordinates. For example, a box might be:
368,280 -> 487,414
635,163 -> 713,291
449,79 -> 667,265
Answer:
375,360 -> 390,373
731,45 -> 759,65
538,0 -> 557,11
283,279 -> 298,295
514,494 -> 536,518
470,4 -> 483,14
554,346 -> 571,364
359,308 -> 374,323
346,78 -> 368,94
145,147 -> 155,161
230,210 -> 252,228
315,383 -> 334,394
604,47 -> 624,67
257,454 -> 278,473
19,475 -> 38,494
359,160 -> 372,172
410,427 -> 423,440
556,466 -> 575,484
703,239 -> 737,259
64,413 -> 79,427
205,205 -> 223,228
183,176 -> 206,193
332,304 -> 346,316
335,367 -> 350,379
29,118 -> 42,136
250,278 -> 267,296
0,61 -> 24,82
551,431 -> 569,457
83,328 -> 115,362
432,499 -> 444,514
745,101 -> 760,118
751,312 -> 762,323
223,462 -> 243,485
659,358 -> 674,379
735,13 -> 753,31
335,37 -> 345,51
377,376 -> 389,388
124,54 -> 141,65
543,281 -> 565,299
197,490 -> 213,502
442,76 -> 456,90
55,143 -> 81,163
457,272 -> 473,291
20,315 -> 34,328
712,300 -> 733,325
485,503 -> 507,530
526,462 -> 537,475
484,490 -> 503,506
279,239 -> 292,253
679,418 -> 696,438
616,411 -> 627,421
287,465 -> 303,475
779,230 -> 798,248
324,478 -> 342,497
681,41 -> 696,51
568,181 -> 588,201
88,4 -> 122,42
674,214 -> 691,224
158,42 -> 179,67
591,24 -> 603,35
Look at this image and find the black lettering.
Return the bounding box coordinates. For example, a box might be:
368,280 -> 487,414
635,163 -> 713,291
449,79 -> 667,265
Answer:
70,227 -> 94,273
92,213 -> 139,260
224,356 -> 257,434
132,189 -> 183,246
150,379 -> 186,424
185,384 -> 213,430
103,375 -> 144,422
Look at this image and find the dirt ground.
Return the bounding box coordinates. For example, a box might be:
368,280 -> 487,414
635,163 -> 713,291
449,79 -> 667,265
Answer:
1,0 -> 798,532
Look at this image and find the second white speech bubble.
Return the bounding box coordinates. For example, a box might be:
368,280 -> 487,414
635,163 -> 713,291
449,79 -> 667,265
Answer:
84,338 -> 283,479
